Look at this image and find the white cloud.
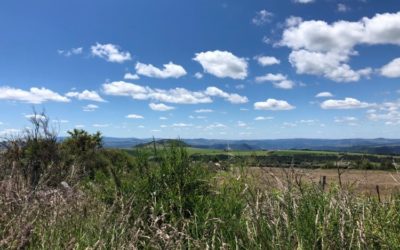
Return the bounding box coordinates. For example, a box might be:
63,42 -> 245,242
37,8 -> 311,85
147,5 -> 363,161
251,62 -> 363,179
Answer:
256,73 -> 286,82
205,123 -> 227,130
299,119 -> 317,124
149,103 -> 175,111
195,109 -> 213,113
0,128 -> 20,136
315,92 -> 333,98
337,3 -> 350,12
367,101 -> 400,125
254,116 -> 274,121
52,119 -> 69,124
252,10 -> 273,26
103,81 -> 247,105
237,121 -> 247,127
334,116 -> 358,126
83,104 -> 99,112
254,98 -> 295,110
91,43 -> 131,63
381,58 -> 400,78
283,122 -> 297,127
288,50 -> 371,82
294,0 -> 314,3
66,90 -> 105,102
280,12 -> 400,82
194,72 -> 203,79
204,86 -> 248,104
255,56 -> 280,66
159,116 -> 168,120
0,86 -> 70,104
93,123 -> 109,128
255,73 -> 295,89
25,114 -> 46,120
235,84 -> 245,90
172,123 -> 193,127
135,61 -> 187,79
58,47 -> 83,57
124,73 -> 140,80
103,81 -> 211,104
193,50 -> 248,79
320,98 -> 372,109
285,16 -> 303,27
189,115 -> 206,119
126,114 -> 144,119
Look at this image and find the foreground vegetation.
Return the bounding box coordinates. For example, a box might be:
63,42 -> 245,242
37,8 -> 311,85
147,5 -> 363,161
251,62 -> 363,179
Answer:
1,114 -> 400,249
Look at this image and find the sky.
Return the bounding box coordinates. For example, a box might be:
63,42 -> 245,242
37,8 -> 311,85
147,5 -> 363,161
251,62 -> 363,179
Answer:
0,0 -> 400,139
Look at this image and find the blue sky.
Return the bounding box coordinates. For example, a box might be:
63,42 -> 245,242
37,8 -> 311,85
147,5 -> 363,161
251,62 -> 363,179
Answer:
1,0 -> 400,139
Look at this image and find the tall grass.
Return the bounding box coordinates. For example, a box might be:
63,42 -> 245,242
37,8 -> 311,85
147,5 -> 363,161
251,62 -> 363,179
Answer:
1,129 -> 400,249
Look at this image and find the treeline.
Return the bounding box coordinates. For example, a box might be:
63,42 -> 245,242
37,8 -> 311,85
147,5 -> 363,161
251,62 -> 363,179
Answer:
190,152 -> 398,170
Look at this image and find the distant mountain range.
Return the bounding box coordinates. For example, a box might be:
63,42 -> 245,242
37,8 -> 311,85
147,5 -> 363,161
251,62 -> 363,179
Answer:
101,137 -> 400,155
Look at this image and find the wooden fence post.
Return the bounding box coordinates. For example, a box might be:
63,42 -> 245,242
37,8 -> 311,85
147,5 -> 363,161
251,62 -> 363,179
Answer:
320,176 -> 327,191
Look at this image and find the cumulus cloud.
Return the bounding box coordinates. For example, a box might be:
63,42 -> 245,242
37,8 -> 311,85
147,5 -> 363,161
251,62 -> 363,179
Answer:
25,114 -> 46,120
91,43 -> 131,63
320,98 -> 373,109
288,50 -> 372,82
193,50 -> 248,79
0,128 -> 20,137
252,10 -> 273,26
280,12 -> 400,82
205,122 -> 227,130
315,92 -> 333,98
83,104 -> 99,112
58,47 -> 83,57
102,81 -> 248,104
255,73 -> 295,89
126,114 -> 144,119
93,123 -> 109,128
294,0 -> 314,3
172,123 -> 193,127
194,72 -> 203,79
337,3 -> 350,12
66,90 -> 106,102
335,116 -> 358,126
204,87 -> 248,104
235,84 -> 245,90
255,56 -> 280,66
135,62 -> 187,79
254,116 -> 274,121
124,73 -> 140,80
367,101 -> 400,125
237,121 -> 247,127
381,58 -> 400,78
195,109 -> 213,113
254,98 -> 295,110
149,103 -> 175,111
0,86 -> 70,104
285,16 -> 303,27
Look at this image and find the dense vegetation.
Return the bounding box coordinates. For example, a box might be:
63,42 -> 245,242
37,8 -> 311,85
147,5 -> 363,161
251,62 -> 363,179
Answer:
1,114 -> 400,249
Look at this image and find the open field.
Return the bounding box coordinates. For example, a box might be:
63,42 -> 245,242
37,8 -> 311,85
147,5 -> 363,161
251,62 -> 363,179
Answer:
186,147 -> 400,157
243,167 -> 400,197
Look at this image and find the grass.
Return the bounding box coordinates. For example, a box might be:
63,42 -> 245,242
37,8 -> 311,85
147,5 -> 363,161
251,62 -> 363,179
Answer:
2,126 -> 400,249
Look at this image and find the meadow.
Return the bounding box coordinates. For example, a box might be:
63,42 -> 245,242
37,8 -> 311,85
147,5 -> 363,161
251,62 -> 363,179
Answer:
1,115 -> 400,249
